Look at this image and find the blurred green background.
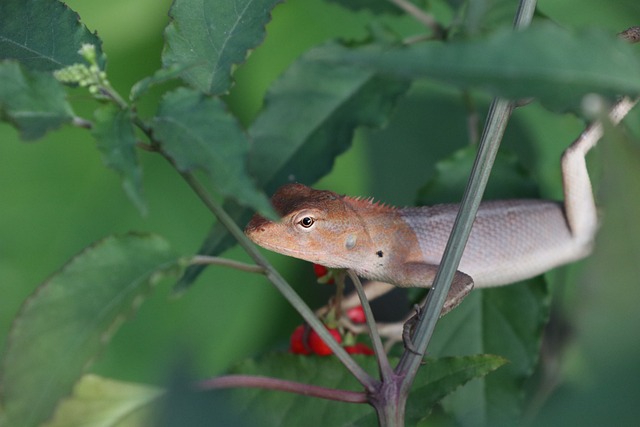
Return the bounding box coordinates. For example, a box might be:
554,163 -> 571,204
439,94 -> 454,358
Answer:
1,1 -> 639,424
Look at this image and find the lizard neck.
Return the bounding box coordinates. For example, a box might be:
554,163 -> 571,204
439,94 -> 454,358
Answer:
339,199 -> 423,282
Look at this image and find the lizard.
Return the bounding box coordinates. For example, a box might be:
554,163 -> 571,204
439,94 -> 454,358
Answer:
244,97 -> 637,314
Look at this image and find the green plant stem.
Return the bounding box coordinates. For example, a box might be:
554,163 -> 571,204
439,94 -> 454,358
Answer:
189,255 -> 266,274
177,171 -> 378,391
347,270 -> 394,383
395,0 -> 538,396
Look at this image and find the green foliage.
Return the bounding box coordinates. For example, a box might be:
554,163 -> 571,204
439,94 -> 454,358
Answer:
43,374 -> 163,427
0,0 -> 104,71
226,353 -> 505,426
325,0 -> 405,15
311,23 -> 640,110
429,281 -> 550,425
416,145 -> 540,204
175,43 -> 409,291
0,61 -> 74,140
405,354 -> 508,425
248,43 -> 409,191
0,234 -> 179,427
162,0 -> 283,95
0,0 -> 639,426
129,64 -> 191,102
152,87 -> 274,215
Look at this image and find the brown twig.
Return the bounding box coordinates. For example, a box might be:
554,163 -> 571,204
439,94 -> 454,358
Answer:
390,0 -> 445,39
198,375 -> 368,404
189,255 -> 266,274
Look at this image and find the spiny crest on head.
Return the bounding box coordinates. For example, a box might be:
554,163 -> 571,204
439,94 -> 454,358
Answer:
343,195 -> 394,213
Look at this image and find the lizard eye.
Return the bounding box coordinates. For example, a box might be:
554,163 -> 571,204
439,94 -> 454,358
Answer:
293,209 -> 319,231
298,216 -> 315,228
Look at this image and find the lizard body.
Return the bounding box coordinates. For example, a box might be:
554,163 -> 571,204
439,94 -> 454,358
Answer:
245,185 -> 583,289
245,98 -> 637,297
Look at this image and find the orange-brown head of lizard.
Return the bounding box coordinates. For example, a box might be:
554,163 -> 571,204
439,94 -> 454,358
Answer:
245,183 -> 389,269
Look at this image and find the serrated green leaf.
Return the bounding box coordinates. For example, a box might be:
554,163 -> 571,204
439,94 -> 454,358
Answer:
42,374 -> 163,427
92,105 -> 146,215
0,234 -> 180,427
151,87 -> 274,215
0,60 -> 74,140
0,0 -> 104,71
162,0 -> 282,95
174,43 -> 409,292
310,23 -> 640,110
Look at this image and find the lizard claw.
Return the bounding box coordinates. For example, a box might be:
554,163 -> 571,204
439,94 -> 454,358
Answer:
403,305 -> 424,355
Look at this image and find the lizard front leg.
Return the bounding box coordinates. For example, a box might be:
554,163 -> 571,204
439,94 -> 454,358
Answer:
388,262 -> 474,314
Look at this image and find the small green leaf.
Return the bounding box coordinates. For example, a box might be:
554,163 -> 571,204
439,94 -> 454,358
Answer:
311,23 -> 640,110
151,87 -> 274,216
130,63 -> 193,102
162,0 -> 282,95
174,43 -> 409,292
91,105 -> 146,215
0,0 -> 104,71
0,60 -> 74,140
43,374 -> 163,427
0,234 -> 179,427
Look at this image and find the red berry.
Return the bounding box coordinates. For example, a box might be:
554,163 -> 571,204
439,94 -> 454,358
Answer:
345,342 -> 375,355
289,325 -> 310,355
313,264 -> 329,277
313,264 -> 335,284
346,306 -> 366,324
308,327 -> 342,356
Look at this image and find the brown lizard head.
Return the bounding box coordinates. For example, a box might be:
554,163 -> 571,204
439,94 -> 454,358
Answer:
245,183 -> 391,269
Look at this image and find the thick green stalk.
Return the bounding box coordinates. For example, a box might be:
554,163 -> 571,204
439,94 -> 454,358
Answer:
395,0 -> 538,394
